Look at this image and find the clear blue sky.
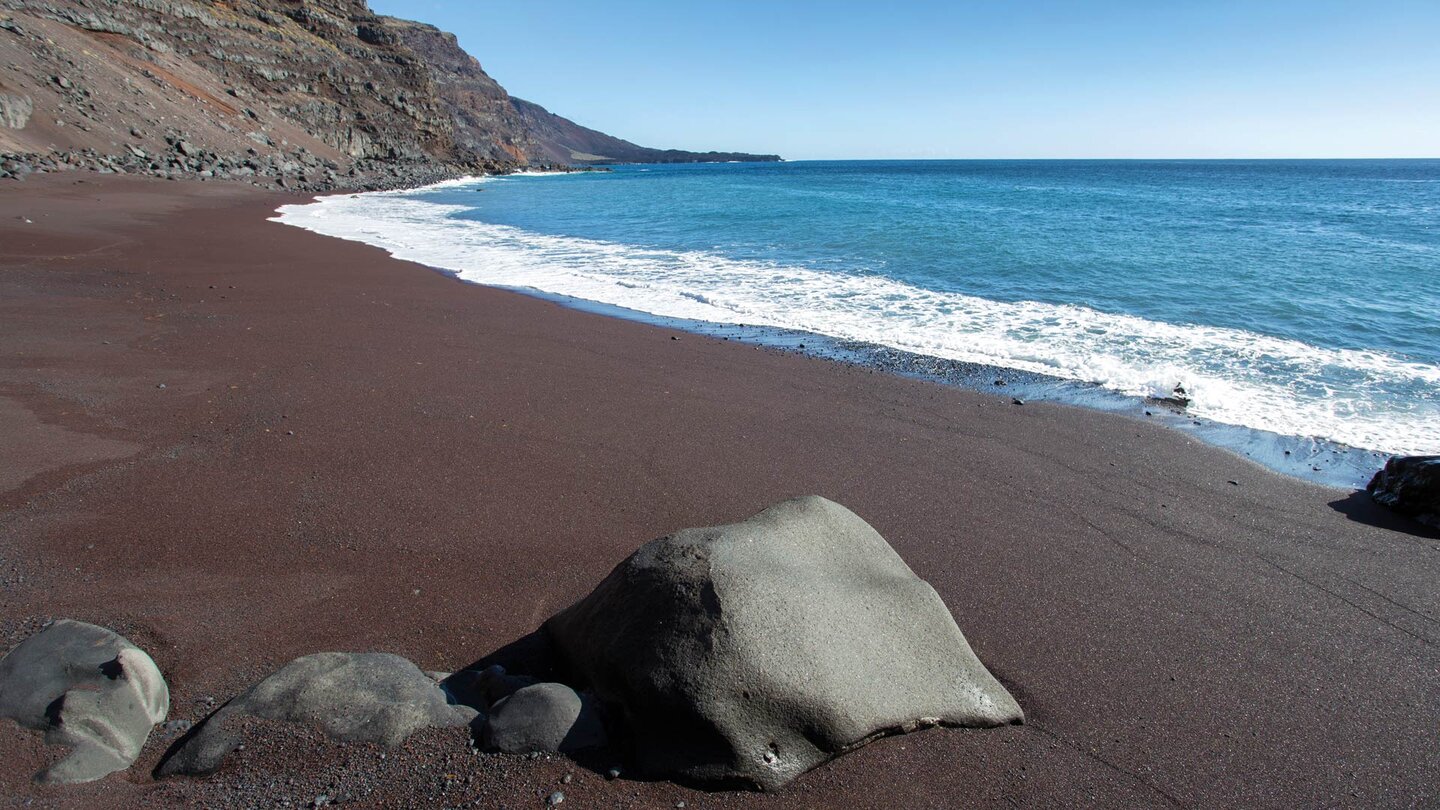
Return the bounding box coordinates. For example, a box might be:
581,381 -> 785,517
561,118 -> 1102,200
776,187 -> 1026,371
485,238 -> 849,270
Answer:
370,0 -> 1439,159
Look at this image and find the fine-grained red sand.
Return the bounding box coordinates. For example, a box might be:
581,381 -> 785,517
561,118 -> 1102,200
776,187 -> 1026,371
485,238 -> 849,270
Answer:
2,174 -> 1437,808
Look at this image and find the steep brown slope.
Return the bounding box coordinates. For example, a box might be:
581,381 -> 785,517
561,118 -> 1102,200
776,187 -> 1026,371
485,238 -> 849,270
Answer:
0,0 -> 776,190
0,0 -> 496,188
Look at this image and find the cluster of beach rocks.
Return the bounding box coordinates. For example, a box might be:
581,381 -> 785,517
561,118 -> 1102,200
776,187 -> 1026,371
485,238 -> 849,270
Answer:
0,497 -> 1022,795
0,145 -> 486,192
0,142 -> 592,191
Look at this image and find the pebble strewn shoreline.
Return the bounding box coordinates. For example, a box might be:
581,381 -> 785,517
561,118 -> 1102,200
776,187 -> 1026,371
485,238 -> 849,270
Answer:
0,138 -> 595,193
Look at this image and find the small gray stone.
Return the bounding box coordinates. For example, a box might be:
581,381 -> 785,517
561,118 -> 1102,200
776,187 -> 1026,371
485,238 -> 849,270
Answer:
161,719 -> 192,735
481,683 -> 606,754
546,791 -> 565,807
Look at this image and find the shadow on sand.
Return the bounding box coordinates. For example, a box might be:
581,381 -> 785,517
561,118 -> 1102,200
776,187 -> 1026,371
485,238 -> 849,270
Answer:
1327,490 -> 1440,540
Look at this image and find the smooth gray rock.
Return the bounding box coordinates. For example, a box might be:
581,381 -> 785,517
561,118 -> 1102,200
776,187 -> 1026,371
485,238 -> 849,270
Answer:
442,664 -> 538,710
481,682 -> 607,754
1369,455 -> 1440,528
157,652 -> 476,776
544,496 -> 1023,791
0,620 -> 169,784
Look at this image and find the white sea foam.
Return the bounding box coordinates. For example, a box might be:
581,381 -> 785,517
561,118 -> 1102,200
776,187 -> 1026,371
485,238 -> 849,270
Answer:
274,190 -> 1440,456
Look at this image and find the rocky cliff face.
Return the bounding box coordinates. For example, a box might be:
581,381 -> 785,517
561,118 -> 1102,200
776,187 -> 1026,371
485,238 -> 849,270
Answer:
0,0 -> 777,190
386,18 -> 780,166
378,16 -> 540,166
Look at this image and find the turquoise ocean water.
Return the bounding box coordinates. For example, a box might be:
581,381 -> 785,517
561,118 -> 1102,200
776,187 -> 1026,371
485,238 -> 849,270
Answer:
277,160 -> 1440,484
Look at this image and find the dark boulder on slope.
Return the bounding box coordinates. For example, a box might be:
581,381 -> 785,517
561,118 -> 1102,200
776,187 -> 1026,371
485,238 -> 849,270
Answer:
157,652 -> 475,777
544,496 -> 1022,791
0,620 -> 169,784
1368,455 -> 1440,528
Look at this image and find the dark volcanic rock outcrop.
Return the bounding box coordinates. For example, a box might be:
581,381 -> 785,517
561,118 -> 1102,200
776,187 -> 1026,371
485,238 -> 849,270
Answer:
157,652 -> 475,777
0,0 -> 776,190
0,620 -> 169,784
1368,455 -> 1440,528
544,496 -> 1022,791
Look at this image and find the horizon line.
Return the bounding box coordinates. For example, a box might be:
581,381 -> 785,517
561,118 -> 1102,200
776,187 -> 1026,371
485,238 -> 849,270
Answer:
748,155 -> 1440,163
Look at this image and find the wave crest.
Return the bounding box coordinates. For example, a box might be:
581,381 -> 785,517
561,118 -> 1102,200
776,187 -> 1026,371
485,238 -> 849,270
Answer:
274,192 -> 1440,456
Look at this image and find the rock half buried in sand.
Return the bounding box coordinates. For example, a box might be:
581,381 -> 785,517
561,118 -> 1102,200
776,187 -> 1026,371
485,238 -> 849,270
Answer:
1369,455 -> 1440,529
481,682 -> 607,754
544,495 -> 1023,791
443,663 -> 539,710
0,620 -> 169,784
157,652 -> 476,776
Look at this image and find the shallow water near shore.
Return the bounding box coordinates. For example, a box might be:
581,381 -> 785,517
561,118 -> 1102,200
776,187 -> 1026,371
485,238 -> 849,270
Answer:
275,160 -> 1440,487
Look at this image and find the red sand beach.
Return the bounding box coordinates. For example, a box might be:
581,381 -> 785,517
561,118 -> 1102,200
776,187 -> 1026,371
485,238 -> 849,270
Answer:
1,174 -> 1437,808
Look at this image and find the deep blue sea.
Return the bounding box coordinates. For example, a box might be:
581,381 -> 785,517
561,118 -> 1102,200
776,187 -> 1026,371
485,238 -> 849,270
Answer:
277,160 -> 1440,482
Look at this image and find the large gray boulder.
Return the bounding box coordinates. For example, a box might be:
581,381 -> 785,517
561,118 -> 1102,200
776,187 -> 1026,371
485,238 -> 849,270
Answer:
157,652 -> 476,776
544,496 -> 1023,791
0,620 -> 169,784
481,682 -> 607,754
1369,455 -> 1440,529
